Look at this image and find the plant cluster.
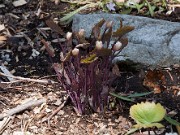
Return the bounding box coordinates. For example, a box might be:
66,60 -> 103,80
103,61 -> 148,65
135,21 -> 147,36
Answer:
59,0 -> 171,25
105,0 -> 168,17
47,19 -> 134,114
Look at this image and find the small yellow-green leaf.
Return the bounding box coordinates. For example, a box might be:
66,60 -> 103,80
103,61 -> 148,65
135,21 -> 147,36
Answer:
80,54 -> 98,64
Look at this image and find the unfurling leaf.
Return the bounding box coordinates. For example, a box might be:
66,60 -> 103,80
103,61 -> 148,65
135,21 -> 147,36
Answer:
80,54 -> 98,64
102,26 -> 112,46
120,37 -> 128,46
113,26 -> 134,37
74,31 -> 88,44
96,48 -> 112,57
91,19 -> 105,39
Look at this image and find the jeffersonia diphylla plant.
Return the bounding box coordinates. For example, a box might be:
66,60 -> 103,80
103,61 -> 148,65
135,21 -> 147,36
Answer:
51,19 -> 134,114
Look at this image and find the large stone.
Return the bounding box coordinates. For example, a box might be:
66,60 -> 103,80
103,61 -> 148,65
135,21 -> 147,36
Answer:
72,13 -> 180,68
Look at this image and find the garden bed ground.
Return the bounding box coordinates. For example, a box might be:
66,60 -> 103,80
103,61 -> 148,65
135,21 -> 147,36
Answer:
0,0 -> 180,135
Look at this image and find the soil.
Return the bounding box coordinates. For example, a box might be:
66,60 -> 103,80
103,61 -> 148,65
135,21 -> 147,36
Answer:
0,0 -> 179,135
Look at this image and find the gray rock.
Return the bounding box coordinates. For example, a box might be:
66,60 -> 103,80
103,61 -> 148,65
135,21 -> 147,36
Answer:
72,13 -> 180,68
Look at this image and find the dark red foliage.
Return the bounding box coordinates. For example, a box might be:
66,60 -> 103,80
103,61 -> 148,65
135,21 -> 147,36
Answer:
46,19 -> 134,114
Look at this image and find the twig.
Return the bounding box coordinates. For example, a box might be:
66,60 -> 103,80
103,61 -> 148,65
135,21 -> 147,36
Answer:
0,66 -> 15,81
0,117 -> 13,134
0,72 -> 57,84
166,70 -> 174,82
0,98 -> 46,120
42,96 -> 69,124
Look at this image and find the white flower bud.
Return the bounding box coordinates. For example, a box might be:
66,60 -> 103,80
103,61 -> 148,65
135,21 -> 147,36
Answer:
95,41 -> 103,50
78,29 -> 85,37
66,32 -> 72,40
113,41 -> 122,51
72,48 -> 79,56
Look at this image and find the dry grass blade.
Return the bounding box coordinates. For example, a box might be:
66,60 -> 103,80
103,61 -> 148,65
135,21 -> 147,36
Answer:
0,117 -> 13,134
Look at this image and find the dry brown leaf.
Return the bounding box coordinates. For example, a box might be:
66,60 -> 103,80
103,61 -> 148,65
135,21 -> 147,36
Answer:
172,86 -> 180,95
41,39 -> 55,57
143,70 -> 166,93
45,19 -> 64,35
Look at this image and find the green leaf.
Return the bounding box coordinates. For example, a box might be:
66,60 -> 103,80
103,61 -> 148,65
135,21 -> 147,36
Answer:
128,91 -> 153,98
134,2 -> 145,13
130,102 -> 166,126
145,0 -> 155,17
161,0 -> 167,7
60,4 -> 91,25
120,8 -> 132,14
164,115 -> 180,126
110,92 -> 135,102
